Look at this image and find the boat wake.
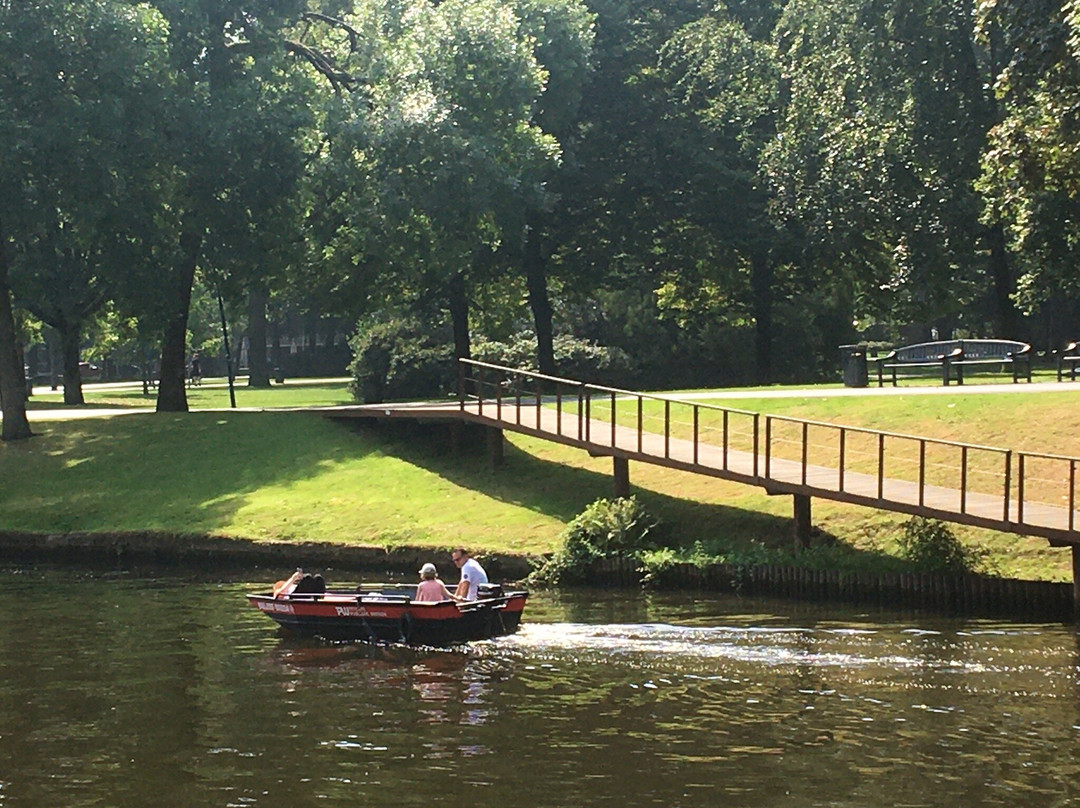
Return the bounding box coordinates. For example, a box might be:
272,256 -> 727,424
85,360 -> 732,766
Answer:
493,622 -> 1077,687
501,622 -> 913,669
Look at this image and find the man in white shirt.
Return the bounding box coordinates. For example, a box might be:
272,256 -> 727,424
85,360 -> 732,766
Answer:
451,548 -> 488,601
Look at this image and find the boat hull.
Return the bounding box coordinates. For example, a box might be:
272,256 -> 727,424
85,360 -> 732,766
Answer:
247,589 -> 527,645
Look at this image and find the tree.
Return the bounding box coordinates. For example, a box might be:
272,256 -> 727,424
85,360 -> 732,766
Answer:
298,0 -> 562,361
0,0 -> 169,437
766,0 -> 1020,340
125,0 -> 315,412
659,5 -> 787,382
977,0 -> 1080,343
510,0 -> 595,375
13,239 -> 107,405
0,239 -> 30,440
541,0 -> 728,381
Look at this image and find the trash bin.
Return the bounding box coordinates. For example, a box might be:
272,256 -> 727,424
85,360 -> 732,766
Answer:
840,344 -> 868,388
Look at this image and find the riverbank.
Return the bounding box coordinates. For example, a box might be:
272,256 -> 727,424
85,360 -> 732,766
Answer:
3,381 -> 1080,582
3,530 -> 1074,621
0,530 -> 537,581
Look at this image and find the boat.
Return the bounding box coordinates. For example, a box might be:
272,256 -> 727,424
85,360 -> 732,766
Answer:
247,577 -> 528,645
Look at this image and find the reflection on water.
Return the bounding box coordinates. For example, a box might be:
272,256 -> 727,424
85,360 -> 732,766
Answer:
0,567 -> 1078,807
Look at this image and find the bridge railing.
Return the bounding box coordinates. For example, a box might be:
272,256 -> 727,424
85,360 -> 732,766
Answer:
1015,450 -> 1079,531
457,359 -> 1079,533
457,359 -> 762,471
760,414 -> 1015,519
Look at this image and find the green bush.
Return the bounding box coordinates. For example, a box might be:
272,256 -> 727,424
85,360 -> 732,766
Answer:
348,318 -> 454,404
637,537 -> 899,585
897,517 -> 984,572
529,496 -> 661,585
349,323 -> 636,404
472,333 -> 634,385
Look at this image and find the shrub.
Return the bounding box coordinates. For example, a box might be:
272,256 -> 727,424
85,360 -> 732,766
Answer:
348,318 -> 454,404
349,323 -> 636,404
472,333 -> 635,386
529,496 -> 661,585
897,517 -> 984,572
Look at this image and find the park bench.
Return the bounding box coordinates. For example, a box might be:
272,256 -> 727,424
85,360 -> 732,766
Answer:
875,339 -> 1031,387
1056,341 -> 1080,381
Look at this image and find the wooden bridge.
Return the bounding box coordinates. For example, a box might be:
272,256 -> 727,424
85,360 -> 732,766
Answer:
326,359 -> 1080,600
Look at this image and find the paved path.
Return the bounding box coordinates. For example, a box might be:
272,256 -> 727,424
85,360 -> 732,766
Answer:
14,376 -> 1080,422
665,380 -> 1080,400
26,407 -> 154,421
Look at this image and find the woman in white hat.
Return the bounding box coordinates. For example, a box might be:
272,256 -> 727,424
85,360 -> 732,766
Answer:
415,562 -> 456,602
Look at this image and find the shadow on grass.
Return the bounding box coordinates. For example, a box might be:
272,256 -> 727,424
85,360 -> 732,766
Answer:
345,420 -> 906,571
1,412 -> 383,533
4,411 -> 908,571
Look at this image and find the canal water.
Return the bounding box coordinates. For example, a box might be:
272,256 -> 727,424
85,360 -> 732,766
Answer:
1,567 -> 1078,807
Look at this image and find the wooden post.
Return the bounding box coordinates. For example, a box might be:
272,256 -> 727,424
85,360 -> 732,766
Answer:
613,456 -> 630,498
486,426 -> 504,469
794,494 -> 812,550
1073,545 -> 1080,620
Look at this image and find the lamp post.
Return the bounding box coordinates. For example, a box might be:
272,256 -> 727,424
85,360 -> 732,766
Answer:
217,291 -> 236,409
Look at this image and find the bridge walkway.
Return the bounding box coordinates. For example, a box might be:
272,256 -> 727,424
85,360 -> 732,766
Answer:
322,358 -> 1080,551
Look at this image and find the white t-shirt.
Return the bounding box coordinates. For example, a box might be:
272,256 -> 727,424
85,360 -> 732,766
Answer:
459,558 -> 488,600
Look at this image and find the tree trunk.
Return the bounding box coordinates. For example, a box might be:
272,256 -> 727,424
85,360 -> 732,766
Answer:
47,327 -> 60,390
448,272 -> 471,361
0,228 -> 32,441
524,220 -> 557,376
987,222 -> 1019,339
750,252 -> 773,384
59,321 -> 85,405
18,344 -> 28,395
156,227 -> 201,413
247,288 -> 271,388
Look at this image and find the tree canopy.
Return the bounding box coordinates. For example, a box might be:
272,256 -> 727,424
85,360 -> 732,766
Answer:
4,0 -> 1080,438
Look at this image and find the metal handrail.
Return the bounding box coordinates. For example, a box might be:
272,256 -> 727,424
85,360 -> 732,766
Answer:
459,358 -> 760,418
761,411 -> 1011,455
456,359 -> 1080,533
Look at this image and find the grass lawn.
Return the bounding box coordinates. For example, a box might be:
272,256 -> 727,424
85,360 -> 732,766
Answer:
6,379 -> 1080,581
1,412 -> 568,555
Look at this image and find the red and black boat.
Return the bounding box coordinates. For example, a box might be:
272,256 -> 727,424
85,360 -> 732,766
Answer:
247,580 -> 528,645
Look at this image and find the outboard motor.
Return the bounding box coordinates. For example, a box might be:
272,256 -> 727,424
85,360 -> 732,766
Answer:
477,583 -> 503,599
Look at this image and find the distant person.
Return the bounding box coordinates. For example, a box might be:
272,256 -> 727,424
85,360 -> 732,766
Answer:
415,562 -> 455,602
189,351 -> 202,385
451,548 -> 487,601
272,569 -> 324,597
273,569 -> 304,598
